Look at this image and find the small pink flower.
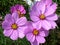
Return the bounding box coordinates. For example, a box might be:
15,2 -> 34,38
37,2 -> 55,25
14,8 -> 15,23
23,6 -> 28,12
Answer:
25,22 -> 49,44
2,12 -> 27,40
10,4 -> 26,18
30,1 -> 58,30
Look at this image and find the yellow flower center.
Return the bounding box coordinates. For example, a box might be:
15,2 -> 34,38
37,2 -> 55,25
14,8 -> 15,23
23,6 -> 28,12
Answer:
11,23 -> 18,30
33,29 -> 39,36
17,10 -> 24,18
40,14 -> 45,20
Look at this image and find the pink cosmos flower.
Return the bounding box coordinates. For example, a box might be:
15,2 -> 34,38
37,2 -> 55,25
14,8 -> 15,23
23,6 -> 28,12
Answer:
2,12 -> 27,40
25,22 -> 49,45
10,4 -> 26,18
30,1 -> 58,30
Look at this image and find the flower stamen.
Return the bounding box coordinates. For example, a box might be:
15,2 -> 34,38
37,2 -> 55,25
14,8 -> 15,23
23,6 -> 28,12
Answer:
11,23 -> 18,30
40,14 -> 45,20
33,29 -> 39,36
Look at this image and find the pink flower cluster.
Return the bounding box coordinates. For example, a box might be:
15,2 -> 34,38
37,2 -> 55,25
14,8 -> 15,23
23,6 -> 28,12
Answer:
2,0 -> 58,45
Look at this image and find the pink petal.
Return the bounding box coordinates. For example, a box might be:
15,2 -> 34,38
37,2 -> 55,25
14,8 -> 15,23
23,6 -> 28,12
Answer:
5,14 -> 14,23
3,29 -> 13,37
25,21 -> 33,34
10,30 -> 18,40
10,6 -> 16,13
18,26 -> 27,38
30,15 -> 40,22
15,4 -> 20,10
46,14 -> 58,21
19,32 -> 25,38
39,31 -> 45,37
45,0 -> 52,6
45,3 -> 57,16
18,5 -> 25,12
21,9 -> 26,14
49,21 -> 57,29
12,12 -> 19,21
43,30 -> 49,37
31,40 -> 39,45
36,36 -> 45,43
26,33 -> 35,42
30,10 -> 40,17
38,2 -> 46,14
2,21 -> 11,30
41,20 -> 51,30
18,5 -> 26,14
16,17 -> 27,26
32,22 -> 41,30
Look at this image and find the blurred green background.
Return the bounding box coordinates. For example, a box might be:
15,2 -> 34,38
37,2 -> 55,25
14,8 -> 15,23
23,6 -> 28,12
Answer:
0,0 -> 60,45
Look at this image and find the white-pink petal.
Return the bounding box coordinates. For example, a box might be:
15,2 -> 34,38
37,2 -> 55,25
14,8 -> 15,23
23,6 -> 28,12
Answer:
41,20 -> 51,30
10,30 -> 18,40
26,33 -> 35,42
3,29 -> 13,37
36,36 -> 45,43
49,21 -> 57,29
12,12 -> 19,21
18,26 -> 27,38
39,31 -> 45,37
39,2 -> 46,14
46,14 -> 58,21
16,17 -> 27,26
45,3 -> 57,16
30,15 -> 40,22
32,21 -> 41,30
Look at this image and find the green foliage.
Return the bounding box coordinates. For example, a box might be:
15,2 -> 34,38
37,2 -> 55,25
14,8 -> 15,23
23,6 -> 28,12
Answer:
0,0 -> 60,45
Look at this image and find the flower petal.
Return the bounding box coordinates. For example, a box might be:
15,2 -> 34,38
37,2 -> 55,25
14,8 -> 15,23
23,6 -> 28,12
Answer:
19,32 -> 25,39
25,21 -> 33,34
38,2 -> 46,14
31,40 -> 39,45
39,28 -> 49,37
36,36 -> 45,43
49,21 -> 57,29
18,5 -> 25,12
39,31 -> 45,37
30,15 -> 40,22
10,30 -> 18,40
2,21 -> 11,30
19,5 -> 26,14
35,1 -> 46,14
12,12 -> 19,21
3,29 -> 13,37
46,14 -> 58,21
16,17 -> 27,26
45,3 -> 57,16
10,6 -> 16,13
32,22 -> 41,30
26,33 -> 35,42
30,9 -> 40,17
45,0 -> 52,6
41,20 -> 51,30
18,26 -> 27,38
21,9 -> 26,14
5,14 -> 14,23
43,30 -> 49,37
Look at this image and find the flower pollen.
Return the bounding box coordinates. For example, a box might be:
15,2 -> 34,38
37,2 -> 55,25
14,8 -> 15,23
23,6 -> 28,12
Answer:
11,23 -> 18,30
33,29 -> 39,36
40,14 -> 45,20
